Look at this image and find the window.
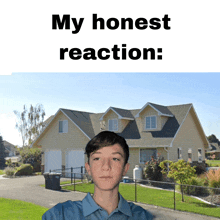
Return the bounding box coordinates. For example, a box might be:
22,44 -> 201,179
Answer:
198,149 -> 203,162
145,116 -> 157,129
59,120 -> 68,133
140,149 -> 157,163
177,147 -> 182,160
188,148 -> 192,163
109,119 -> 118,131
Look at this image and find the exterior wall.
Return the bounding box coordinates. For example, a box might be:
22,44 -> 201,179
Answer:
35,111 -> 89,167
139,106 -> 168,132
102,110 -> 129,133
170,108 -> 206,162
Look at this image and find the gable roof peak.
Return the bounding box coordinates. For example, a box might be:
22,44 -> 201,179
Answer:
135,102 -> 174,118
99,106 -> 134,120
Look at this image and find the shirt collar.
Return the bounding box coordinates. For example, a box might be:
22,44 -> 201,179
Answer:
82,193 -> 132,217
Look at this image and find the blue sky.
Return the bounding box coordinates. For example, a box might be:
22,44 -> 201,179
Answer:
0,73 -> 219,146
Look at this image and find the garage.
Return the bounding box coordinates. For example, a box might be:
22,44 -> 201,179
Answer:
65,150 -> 85,177
45,150 -> 62,173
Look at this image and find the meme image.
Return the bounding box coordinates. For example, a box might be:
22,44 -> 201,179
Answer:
1,1 -> 220,219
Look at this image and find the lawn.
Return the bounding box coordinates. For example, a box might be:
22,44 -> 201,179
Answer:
206,160 -> 220,167
0,169 -> 5,175
62,182 -> 220,218
0,198 -> 48,220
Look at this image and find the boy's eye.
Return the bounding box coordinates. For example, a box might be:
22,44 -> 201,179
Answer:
113,158 -> 120,161
93,158 -> 100,161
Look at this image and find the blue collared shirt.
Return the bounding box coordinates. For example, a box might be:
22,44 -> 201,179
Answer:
42,193 -> 153,219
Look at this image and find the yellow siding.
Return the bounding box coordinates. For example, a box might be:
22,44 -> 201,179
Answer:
171,108 -> 205,161
35,111 -> 89,166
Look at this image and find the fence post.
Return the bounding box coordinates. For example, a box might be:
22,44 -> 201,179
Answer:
81,166 -> 83,182
74,173 -> 76,191
71,167 -> 73,185
135,179 -> 137,202
174,183 -> 176,210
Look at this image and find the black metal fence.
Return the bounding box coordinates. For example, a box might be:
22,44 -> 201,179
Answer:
53,171 -> 220,212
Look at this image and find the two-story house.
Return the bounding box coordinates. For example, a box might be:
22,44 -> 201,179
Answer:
32,102 -> 210,177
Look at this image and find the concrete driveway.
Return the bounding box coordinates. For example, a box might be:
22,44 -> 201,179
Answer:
0,175 -> 219,220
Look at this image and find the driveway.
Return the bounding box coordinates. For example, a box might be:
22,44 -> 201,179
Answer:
0,175 -> 219,220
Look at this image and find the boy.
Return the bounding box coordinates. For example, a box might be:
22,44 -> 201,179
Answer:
42,131 -> 153,219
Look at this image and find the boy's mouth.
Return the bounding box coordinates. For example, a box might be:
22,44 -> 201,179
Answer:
99,176 -> 112,179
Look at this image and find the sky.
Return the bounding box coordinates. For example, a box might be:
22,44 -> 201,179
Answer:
0,72 -> 219,147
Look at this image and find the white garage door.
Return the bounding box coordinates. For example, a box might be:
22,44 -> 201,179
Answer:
65,150 -> 85,177
45,150 -> 62,173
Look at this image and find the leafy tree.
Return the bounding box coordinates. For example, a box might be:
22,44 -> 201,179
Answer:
14,104 -> 45,146
207,134 -> 220,145
0,135 -> 6,169
160,159 -> 196,202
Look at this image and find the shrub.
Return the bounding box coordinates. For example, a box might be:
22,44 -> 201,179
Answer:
176,177 -> 208,196
206,169 -> 220,194
4,167 -> 16,176
195,164 -> 206,175
14,164 -> 33,176
144,156 -> 163,181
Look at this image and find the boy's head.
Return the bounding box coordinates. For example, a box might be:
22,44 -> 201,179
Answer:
85,131 -> 129,165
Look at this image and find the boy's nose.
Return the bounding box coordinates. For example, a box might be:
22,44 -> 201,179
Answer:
102,159 -> 111,170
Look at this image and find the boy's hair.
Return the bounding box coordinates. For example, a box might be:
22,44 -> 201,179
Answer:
85,131 -> 129,165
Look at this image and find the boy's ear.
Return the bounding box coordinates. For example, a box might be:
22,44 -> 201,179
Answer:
123,163 -> 130,176
85,162 -> 91,176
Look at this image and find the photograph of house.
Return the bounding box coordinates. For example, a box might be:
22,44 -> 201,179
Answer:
32,102 -> 210,178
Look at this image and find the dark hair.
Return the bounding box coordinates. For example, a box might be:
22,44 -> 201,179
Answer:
85,131 -> 129,165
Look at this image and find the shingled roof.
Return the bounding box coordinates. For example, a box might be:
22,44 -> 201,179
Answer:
61,109 -> 95,139
32,103 -> 201,149
100,107 -> 134,120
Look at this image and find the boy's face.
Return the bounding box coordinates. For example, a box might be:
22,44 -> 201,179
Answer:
85,144 -> 130,192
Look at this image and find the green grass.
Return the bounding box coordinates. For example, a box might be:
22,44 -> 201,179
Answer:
62,183 -> 220,218
0,169 -> 5,175
0,198 -> 48,220
207,160 -> 220,167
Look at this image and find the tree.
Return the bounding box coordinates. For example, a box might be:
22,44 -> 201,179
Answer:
14,104 -> 45,146
160,159 -> 196,202
0,135 -> 6,169
207,134 -> 220,145
18,147 -> 42,172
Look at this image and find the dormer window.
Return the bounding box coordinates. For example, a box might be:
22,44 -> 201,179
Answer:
109,119 -> 118,131
145,116 -> 157,129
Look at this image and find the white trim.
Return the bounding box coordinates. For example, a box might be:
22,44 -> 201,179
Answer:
135,102 -> 173,118
145,115 -> 157,130
191,105 -> 210,149
99,107 -> 134,120
170,104 -> 192,148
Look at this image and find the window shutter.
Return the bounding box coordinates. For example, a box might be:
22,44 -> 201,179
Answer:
146,117 -> 150,129
59,121 -> 63,133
